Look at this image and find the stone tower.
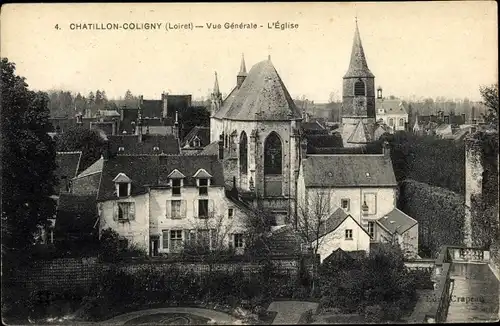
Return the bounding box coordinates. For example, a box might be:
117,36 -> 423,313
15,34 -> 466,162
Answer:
342,20 -> 376,124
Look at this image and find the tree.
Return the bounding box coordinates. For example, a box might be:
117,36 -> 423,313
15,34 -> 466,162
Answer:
180,106 -> 210,139
479,83 -> 499,129
55,126 -> 107,172
124,89 -> 134,101
1,58 -> 57,262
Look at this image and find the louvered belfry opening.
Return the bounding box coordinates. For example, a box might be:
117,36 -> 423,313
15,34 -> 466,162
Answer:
354,80 -> 365,96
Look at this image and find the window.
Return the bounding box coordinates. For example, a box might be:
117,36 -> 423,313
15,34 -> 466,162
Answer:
231,233 -> 244,248
193,137 -> 201,147
198,229 -> 210,248
389,118 -> 394,126
368,222 -> 375,238
198,199 -> 209,218
153,146 -> 160,151
118,147 -> 125,152
118,183 -> 129,197
345,229 -> 353,240
354,80 -> 365,96
162,230 -> 169,249
264,132 -> 282,175
341,199 -> 350,211
118,202 -> 133,221
198,178 -> 208,195
228,208 -> 234,219
399,118 -> 405,127
170,230 -> 183,252
119,239 -> 128,249
172,179 -> 181,196
171,200 -> 181,219
239,131 -> 248,174
363,193 -> 377,215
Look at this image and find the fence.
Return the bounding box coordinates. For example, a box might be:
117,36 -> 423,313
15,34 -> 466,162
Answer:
7,254 -> 316,293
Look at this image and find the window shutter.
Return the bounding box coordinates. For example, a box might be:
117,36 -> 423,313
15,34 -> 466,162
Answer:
181,200 -> 187,218
129,203 -> 135,220
183,230 -> 190,245
208,199 -> 215,218
162,230 -> 169,249
165,200 -> 171,219
113,203 -> 118,221
193,199 -> 198,218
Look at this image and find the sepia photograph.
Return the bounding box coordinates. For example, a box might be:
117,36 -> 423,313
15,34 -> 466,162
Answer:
1,2 -> 498,324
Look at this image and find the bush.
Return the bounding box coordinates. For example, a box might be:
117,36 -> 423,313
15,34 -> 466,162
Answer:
399,179 -> 465,257
364,304 -> 383,322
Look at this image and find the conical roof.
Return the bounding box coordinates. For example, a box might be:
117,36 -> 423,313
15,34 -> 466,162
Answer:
344,22 -> 374,78
238,54 -> 247,77
213,72 -> 221,95
213,59 -> 302,121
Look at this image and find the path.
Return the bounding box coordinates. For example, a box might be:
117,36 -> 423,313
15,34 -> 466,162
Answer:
267,301 -> 319,325
101,307 -> 239,325
446,262 -> 499,323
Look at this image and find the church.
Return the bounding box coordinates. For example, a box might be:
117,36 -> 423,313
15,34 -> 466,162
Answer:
209,21 -> 383,222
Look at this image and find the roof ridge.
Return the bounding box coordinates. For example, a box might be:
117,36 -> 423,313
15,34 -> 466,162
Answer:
57,151 -> 83,155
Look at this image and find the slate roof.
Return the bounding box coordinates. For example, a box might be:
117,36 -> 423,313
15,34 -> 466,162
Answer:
302,154 -> 397,187
141,100 -> 163,118
198,141 -> 220,156
306,134 -> 344,152
266,225 -> 305,255
314,208 -> 370,240
344,22 -> 374,78
97,155 -> 224,201
98,110 -> 120,117
55,152 -> 82,194
347,120 -> 373,144
183,126 -> 211,147
213,59 -> 302,121
376,99 -> 407,115
377,208 -> 418,234
302,121 -> 326,131
75,156 -> 104,178
108,134 -> 180,155
55,194 -> 98,236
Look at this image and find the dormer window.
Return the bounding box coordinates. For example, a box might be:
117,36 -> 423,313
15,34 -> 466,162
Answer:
193,169 -> 213,196
193,136 -> 201,148
167,169 -> 185,196
118,147 -> 125,152
113,173 -> 132,198
153,146 -> 160,151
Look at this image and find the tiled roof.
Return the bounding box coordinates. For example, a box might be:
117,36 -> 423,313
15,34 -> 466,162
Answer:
55,152 -> 82,194
183,126 -> 211,147
97,155 -> 224,201
377,208 -> 418,234
376,99 -> 407,115
314,208 -> 370,240
198,141 -> 220,156
213,59 -> 302,121
347,120 -> 373,144
108,134 -> 180,155
75,157 -> 104,178
55,194 -> 98,235
302,154 -> 397,187
344,22 -> 374,78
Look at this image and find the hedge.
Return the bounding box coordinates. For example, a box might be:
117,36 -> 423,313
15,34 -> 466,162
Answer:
398,179 -> 465,257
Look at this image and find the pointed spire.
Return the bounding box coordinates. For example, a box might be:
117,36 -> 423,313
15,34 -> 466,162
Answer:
238,53 -> 247,76
344,19 -> 374,78
213,71 -> 220,95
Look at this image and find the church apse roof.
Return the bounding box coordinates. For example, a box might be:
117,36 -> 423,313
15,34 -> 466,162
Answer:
213,59 -> 302,121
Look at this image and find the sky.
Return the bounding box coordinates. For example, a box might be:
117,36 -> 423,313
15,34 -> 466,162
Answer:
1,2 -> 497,103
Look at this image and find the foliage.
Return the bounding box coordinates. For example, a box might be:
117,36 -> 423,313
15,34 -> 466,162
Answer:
1,58 -> 57,265
479,83 -> 499,129
370,131 -> 466,194
54,125 -> 107,172
180,106 -> 210,139
98,228 -> 147,262
398,179 -> 465,257
318,244 -> 416,321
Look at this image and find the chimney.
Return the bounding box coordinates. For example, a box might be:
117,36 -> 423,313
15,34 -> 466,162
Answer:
173,111 -> 179,139
162,92 -> 168,119
139,95 -> 144,106
218,134 -> 224,160
300,138 -> 308,159
383,141 -> 391,160
377,87 -> 383,99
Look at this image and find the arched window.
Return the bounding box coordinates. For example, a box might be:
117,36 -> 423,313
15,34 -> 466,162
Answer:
398,118 -> 405,127
389,118 -> 394,126
239,131 -> 248,174
264,132 -> 282,175
354,80 -> 365,96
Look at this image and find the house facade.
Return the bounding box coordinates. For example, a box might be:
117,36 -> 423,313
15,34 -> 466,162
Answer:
375,93 -> 408,132
96,152 -> 251,256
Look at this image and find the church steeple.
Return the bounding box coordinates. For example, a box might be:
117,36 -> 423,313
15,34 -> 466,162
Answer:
344,20 -> 374,78
211,71 -> 223,113
237,54 -> 247,88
